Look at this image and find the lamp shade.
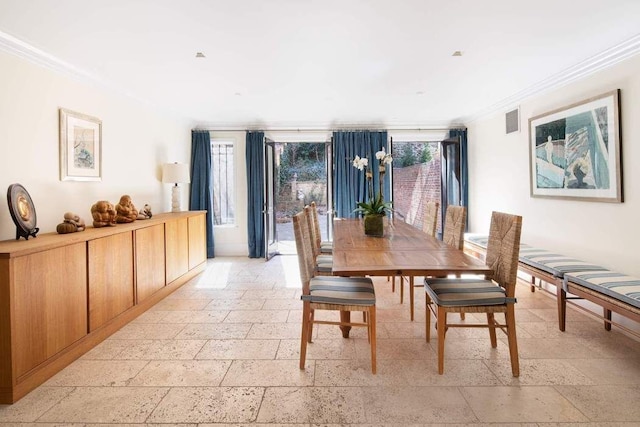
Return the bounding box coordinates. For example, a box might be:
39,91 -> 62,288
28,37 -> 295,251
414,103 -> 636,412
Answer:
162,163 -> 190,184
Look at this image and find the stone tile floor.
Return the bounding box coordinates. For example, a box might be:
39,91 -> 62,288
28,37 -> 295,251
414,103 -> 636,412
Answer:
1,255 -> 640,426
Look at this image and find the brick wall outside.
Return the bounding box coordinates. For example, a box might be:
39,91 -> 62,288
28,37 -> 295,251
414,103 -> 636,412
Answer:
392,157 -> 442,232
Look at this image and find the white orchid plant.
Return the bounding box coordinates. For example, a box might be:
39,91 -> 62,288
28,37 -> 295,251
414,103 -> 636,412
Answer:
352,149 -> 393,216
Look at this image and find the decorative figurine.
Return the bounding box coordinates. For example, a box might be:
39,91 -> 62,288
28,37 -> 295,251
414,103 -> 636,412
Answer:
91,201 -> 117,227
6,183 -> 39,240
137,203 -> 152,220
56,212 -> 86,234
115,195 -> 138,223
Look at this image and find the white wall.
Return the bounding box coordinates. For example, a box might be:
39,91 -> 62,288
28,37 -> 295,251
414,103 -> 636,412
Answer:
0,51 -> 193,240
467,54 -> 640,277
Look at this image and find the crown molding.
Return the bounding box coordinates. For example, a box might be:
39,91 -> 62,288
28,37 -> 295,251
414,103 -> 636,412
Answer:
461,33 -> 640,124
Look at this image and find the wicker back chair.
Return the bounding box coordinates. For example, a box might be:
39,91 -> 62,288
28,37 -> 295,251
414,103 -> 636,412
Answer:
293,211 -> 377,373
442,205 -> 466,250
424,211 -> 523,376
304,205 -> 333,275
423,201 -> 439,237
310,201 -> 332,254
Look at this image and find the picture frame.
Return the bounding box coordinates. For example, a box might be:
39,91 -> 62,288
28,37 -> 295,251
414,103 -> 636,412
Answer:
59,108 -> 102,181
528,89 -> 622,202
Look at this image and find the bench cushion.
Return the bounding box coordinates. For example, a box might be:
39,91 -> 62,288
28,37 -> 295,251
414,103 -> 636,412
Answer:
518,248 -> 606,278
302,276 -> 375,306
564,271 -> 640,310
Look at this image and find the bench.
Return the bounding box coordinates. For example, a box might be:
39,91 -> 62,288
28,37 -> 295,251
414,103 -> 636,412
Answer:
562,271 -> 640,336
463,234 -> 639,335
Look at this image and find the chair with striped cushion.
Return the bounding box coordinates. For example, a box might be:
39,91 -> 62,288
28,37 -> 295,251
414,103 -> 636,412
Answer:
424,211 -> 523,376
293,211 -> 377,373
310,201 -> 332,254
304,205 -> 333,276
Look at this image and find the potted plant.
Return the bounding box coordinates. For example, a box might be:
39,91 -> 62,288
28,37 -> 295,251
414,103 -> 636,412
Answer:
352,149 -> 393,236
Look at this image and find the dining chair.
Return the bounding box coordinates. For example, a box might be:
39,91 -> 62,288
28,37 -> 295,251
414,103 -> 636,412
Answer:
293,211 -> 377,373
398,200 -> 440,314
424,211 -> 523,376
304,205 -> 333,276
310,201 -> 332,254
441,205 -> 468,320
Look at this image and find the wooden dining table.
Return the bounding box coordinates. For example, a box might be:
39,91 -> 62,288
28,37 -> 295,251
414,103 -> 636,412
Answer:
331,218 -> 492,335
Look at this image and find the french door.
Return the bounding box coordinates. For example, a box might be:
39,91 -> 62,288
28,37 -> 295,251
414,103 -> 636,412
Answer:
263,138 -> 278,260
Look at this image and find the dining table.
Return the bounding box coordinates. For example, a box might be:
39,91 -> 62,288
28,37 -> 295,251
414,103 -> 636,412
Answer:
331,217 -> 492,336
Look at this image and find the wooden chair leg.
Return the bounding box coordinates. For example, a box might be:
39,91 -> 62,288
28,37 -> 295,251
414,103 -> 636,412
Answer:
308,309 -> 315,343
399,276 -> 404,303
459,312 -> 465,320
300,302 -> 311,369
505,304 -> 519,377
409,276 -> 415,321
425,292 -> 431,342
604,308 -> 612,331
487,313 -> 497,348
437,306 -> 446,374
369,307 -> 377,374
392,275 -> 396,292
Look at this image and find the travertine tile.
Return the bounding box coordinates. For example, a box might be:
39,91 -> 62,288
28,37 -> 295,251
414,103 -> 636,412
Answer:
151,298 -> 212,311
147,387 -> 263,423
38,387 -> 169,423
204,298 -> 265,310
256,386 -> 367,424
241,289 -> 297,300
247,322 -> 310,339
175,323 -> 251,339
128,360 -> 231,386
568,357 -> 640,385
362,385 -> 477,424
354,337 -> 435,360
196,339 -> 280,360
109,323 -> 186,340
461,386 -> 588,423
555,385 -> 640,422
115,339 -> 207,360
222,359 -> 315,386
314,359 -> 405,387
0,387 -> 73,422
277,338 -> 358,360
486,358 -> 596,385
43,360 -> 148,386
399,359 -> 502,386
223,309 -> 289,323
80,339 -> 132,360
159,310 -> 228,323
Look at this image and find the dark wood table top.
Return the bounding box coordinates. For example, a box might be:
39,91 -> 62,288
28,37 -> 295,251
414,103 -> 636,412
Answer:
331,218 -> 492,277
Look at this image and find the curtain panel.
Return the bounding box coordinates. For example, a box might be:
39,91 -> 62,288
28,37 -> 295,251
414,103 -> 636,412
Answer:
448,128 -> 469,225
189,130 -> 215,258
246,131 -> 265,258
333,131 -> 389,218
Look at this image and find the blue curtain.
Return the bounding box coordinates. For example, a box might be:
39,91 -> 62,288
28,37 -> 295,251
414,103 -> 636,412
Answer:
189,130 -> 215,258
333,131 -> 389,218
449,128 -> 469,223
246,131 -> 265,258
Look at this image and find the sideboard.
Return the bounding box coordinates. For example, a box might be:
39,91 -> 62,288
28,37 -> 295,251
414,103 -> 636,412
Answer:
0,211 -> 207,403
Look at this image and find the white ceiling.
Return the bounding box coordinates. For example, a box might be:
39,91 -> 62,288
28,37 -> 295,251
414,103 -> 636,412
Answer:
1,0 -> 639,129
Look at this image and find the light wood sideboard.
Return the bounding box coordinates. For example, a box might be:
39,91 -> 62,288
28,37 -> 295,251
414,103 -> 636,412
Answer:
0,211 -> 207,403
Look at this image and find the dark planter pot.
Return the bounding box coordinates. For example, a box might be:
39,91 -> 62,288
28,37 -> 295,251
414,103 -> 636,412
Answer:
364,214 -> 384,237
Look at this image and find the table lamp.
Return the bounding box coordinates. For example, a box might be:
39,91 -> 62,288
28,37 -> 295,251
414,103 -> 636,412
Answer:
162,162 -> 190,212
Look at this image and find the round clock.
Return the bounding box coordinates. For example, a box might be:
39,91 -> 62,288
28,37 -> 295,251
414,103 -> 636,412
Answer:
7,183 -> 39,240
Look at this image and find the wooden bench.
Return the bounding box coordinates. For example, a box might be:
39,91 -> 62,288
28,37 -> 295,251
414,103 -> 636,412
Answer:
463,234 -> 635,335
562,271 -> 640,337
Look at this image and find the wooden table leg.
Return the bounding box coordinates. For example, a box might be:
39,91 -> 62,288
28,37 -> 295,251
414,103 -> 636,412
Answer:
410,276 -> 415,321
340,311 -> 351,338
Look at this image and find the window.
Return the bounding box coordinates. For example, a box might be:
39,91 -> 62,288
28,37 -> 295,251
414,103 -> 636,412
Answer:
211,139 -> 235,226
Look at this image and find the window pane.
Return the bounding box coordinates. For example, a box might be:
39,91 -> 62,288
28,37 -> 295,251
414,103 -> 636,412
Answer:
211,142 -> 235,225
392,141 -> 441,232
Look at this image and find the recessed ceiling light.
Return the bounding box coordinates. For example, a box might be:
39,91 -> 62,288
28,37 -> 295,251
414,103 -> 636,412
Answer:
452,51 -> 462,57
195,52 -> 206,58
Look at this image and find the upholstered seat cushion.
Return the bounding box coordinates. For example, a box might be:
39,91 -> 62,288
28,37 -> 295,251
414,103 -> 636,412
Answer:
302,276 -> 376,306
564,270 -> 640,310
316,254 -> 333,272
424,277 -> 515,307
320,241 -> 332,253
518,248 -> 606,278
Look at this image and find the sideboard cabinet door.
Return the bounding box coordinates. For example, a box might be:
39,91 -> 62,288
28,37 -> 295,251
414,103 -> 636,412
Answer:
135,224 -> 166,303
165,218 -> 189,284
13,243 -> 87,378
188,214 -> 207,269
88,232 -> 134,331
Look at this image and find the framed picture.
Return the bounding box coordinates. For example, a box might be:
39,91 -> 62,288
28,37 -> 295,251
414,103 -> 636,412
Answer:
528,89 -> 622,202
59,108 -> 102,181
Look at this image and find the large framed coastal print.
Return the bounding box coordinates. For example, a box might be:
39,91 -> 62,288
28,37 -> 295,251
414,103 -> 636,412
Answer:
528,89 -> 622,202
59,108 -> 102,182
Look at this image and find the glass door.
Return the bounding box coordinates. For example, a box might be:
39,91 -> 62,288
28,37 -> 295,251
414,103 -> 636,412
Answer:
264,138 -> 278,260
440,136 -> 462,236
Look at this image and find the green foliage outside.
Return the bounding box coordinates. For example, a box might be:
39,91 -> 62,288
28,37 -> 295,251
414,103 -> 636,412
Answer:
393,143 -> 434,167
278,142 -> 326,187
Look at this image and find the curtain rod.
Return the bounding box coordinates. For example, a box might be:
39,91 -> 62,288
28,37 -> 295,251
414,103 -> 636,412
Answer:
195,126 -> 463,132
